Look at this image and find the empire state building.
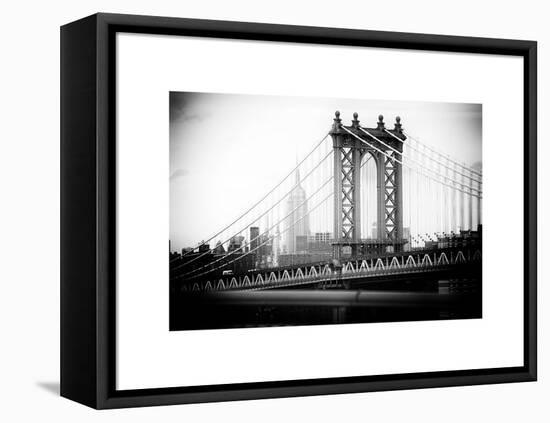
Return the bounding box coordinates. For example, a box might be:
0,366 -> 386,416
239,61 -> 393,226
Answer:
284,168 -> 310,253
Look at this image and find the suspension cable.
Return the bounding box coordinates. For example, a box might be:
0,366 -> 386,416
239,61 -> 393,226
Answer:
171,149 -> 333,270
341,126 -> 481,198
174,130 -> 330,259
402,129 -> 482,178
383,129 -> 482,184
184,190 -> 334,281
176,175 -> 334,279
359,127 -> 482,196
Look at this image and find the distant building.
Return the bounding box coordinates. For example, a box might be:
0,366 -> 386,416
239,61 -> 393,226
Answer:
272,224 -> 280,266
228,235 -> 244,252
249,226 -> 260,252
295,235 -> 308,253
283,169 -> 310,253
368,224 -> 409,242
308,232 -> 331,243
212,241 -> 226,255
259,233 -> 272,257
307,232 -> 332,253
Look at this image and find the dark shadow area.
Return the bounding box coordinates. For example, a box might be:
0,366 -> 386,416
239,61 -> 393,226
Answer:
170,270 -> 482,331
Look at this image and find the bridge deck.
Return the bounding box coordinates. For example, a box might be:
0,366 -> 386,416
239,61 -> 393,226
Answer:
176,247 -> 481,293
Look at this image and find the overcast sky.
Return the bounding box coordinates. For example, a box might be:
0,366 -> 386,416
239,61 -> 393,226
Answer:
170,92 -> 481,251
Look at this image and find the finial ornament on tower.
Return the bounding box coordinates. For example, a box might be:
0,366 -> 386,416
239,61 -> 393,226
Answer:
394,116 -> 403,133
332,110 -> 342,131
377,114 -> 385,130
352,112 -> 360,128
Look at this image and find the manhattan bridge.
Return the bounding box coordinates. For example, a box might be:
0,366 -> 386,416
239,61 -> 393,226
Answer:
169,111 -> 482,295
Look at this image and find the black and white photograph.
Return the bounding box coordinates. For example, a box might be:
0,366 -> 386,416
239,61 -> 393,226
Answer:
169,92 -> 483,331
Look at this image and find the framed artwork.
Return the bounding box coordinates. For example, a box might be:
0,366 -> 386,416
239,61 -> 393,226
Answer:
60,13 -> 537,409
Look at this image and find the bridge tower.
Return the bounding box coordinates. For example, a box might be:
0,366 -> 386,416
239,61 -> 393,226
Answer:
330,111 -> 406,260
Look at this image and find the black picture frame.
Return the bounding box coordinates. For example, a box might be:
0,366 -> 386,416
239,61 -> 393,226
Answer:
60,12 -> 537,409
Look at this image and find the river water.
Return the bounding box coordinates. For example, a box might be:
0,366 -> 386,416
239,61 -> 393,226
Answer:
170,279 -> 481,331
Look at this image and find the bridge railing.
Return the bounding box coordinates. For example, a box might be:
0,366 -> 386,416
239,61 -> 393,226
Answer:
178,247 -> 481,293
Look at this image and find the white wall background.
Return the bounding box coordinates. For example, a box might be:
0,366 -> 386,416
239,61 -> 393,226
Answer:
0,0 -> 546,421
